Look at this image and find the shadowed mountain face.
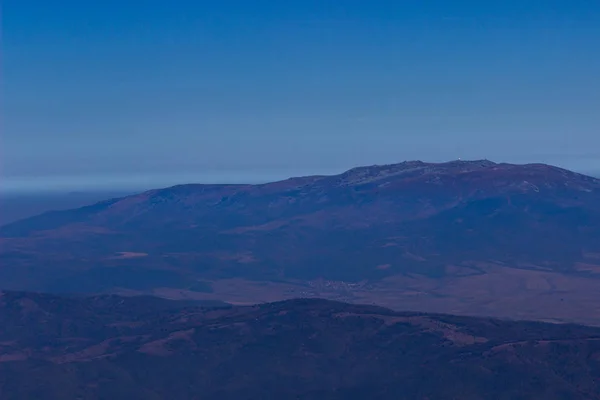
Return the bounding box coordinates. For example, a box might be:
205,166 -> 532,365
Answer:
1,160 -> 600,323
1,292 -> 600,400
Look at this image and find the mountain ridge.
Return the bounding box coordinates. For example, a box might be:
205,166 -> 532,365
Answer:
2,292 -> 600,399
3,159 -> 598,236
1,160 -> 600,325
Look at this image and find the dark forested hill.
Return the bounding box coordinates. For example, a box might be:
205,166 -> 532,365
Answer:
1,292 -> 600,399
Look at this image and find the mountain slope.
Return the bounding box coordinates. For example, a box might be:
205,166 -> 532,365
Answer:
1,292 -> 600,400
1,160 -> 600,324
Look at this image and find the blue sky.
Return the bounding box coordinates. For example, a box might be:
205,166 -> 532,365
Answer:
3,1 -> 600,191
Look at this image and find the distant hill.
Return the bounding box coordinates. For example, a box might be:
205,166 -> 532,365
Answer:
1,292 -> 600,399
0,190 -> 135,226
2,160 -> 600,324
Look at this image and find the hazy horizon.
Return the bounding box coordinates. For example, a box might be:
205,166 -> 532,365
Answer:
4,2 -> 600,192
1,159 -> 599,194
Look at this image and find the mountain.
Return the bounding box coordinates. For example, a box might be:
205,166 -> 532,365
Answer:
0,190 -> 135,227
2,160 -> 600,324
1,292 -> 600,400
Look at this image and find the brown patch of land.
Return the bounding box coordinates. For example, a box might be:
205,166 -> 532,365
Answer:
111,252 -> 148,259
403,252 -> 426,261
33,224 -> 115,238
210,252 -> 257,263
584,252 -> 600,260
574,262 -> 600,274
152,264 -> 600,326
52,339 -> 113,363
224,220 -> 290,233
333,312 -> 488,346
139,329 -> 196,356
0,353 -> 28,362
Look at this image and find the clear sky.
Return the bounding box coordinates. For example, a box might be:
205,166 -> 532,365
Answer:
3,1 -> 600,191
